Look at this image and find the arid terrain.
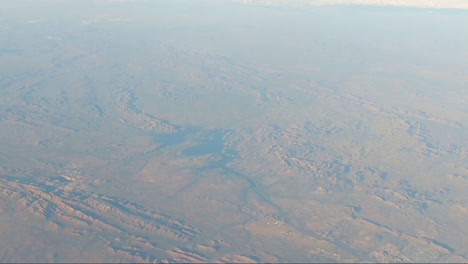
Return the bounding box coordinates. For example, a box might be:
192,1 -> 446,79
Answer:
0,0 -> 467,262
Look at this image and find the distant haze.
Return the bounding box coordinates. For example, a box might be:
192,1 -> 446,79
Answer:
238,0 -> 468,9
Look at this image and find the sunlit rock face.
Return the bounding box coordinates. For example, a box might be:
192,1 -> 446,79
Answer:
0,0 -> 467,262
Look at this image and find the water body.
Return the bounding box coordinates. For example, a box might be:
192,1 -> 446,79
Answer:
154,126 -> 231,159
153,125 -> 201,148
182,129 -> 225,157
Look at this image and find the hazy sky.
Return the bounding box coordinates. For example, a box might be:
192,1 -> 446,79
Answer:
237,0 -> 468,9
